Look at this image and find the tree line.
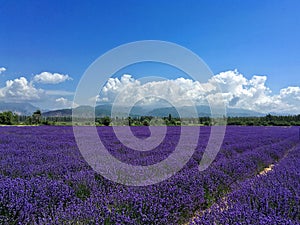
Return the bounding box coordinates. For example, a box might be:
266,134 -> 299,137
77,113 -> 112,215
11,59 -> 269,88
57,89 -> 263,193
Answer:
1,110 -> 300,126
0,110 -> 42,125
227,114 -> 300,126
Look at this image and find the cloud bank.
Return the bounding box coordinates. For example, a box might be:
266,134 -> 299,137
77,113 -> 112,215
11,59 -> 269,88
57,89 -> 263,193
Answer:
0,68 -> 299,113
98,70 -> 300,114
0,77 -> 44,101
0,69 -> 73,109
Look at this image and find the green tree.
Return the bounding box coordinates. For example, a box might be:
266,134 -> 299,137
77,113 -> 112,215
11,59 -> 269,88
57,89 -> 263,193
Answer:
128,116 -> 132,126
0,111 -> 18,125
32,110 -> 42,124
168,113 -> 172,122
101,116 -> 111,126
142,119 -> 150,126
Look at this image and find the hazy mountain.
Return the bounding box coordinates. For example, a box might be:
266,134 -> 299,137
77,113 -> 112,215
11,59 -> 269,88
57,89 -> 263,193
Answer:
147,105 -> 264,118
0,101 -> 265,118
42,104 -> 264,118
43,105 -> 95,117
227,107 -> 265,117
43,105 -> 144,118
42,108 -> 73,117
0,102 -> 39,115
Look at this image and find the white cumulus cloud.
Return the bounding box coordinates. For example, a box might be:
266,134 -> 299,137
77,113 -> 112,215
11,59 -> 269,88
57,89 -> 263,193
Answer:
55,97 -> 78,108
97,70 -> 300,114
0,77 -> 44,101
98,74 -> 215,106
33,72 -> 72,84
277,86 -> 300,111
55,97 -> 68,105
0,67 -> 6,74
209,70 -> 275,112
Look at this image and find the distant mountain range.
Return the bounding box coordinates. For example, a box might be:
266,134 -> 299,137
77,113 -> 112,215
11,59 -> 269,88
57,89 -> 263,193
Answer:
147,105 -> 265,118
0,102 -> 266,118
43,104 -> 265,118
0,102 -> 39,115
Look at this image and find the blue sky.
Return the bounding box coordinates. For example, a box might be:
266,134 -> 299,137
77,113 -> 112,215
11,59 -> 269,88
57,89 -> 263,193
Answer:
0,0 -> 300,113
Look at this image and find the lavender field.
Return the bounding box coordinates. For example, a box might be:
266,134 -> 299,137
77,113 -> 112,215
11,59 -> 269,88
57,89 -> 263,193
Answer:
0,126 -> 299,224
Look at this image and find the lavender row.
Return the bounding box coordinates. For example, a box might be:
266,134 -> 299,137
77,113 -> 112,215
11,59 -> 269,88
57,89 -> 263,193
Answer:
190,143 -> 300,225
